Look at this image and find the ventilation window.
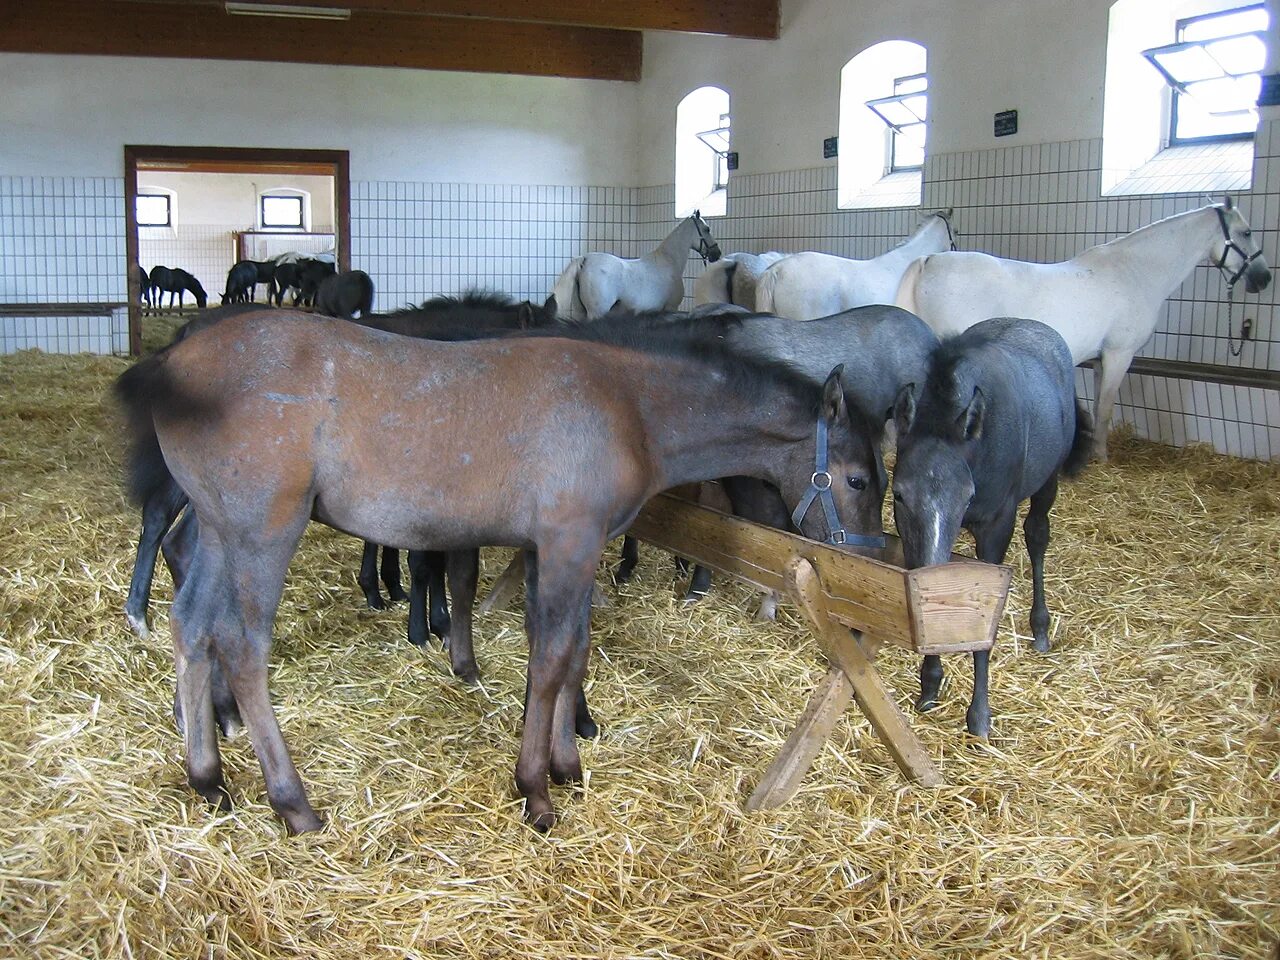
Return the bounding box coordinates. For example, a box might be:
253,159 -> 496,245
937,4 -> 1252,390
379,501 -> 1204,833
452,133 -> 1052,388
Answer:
136,194 -> 171,227
260,193 -> 305,229
1142,3 -> 1268,143
838,40 -> 927,209
866,72 -> 928,172
676,86 -> 730,217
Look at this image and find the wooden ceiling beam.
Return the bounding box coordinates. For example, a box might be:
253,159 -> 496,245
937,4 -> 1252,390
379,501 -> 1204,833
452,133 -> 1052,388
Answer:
0,0 -> 642,81
151,0 -> 780,40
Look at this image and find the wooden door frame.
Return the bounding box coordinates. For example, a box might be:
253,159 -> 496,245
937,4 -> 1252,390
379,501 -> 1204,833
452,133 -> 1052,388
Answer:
124,145 -> 351,355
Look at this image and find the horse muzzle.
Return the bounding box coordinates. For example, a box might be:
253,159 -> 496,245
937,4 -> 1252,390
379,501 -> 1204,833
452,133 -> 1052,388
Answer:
704,243 -> 722,264
1245,262 -> 1272,294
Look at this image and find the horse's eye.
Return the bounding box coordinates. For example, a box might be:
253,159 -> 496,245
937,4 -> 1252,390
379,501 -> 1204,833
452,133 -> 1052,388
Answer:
1245,229 -> 1253,238
847,476 -> 866,491
893,491 -> 904,503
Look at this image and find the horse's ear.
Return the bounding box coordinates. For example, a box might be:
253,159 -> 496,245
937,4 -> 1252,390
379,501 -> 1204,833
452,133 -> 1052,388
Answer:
957,385 -> 985,440
939,208 -> 953,219
543,294 -> 558,319
1223,195 -> 1234,210
517,301 -> 535,329
893,383 -> 917,435
822,364 -> 848,424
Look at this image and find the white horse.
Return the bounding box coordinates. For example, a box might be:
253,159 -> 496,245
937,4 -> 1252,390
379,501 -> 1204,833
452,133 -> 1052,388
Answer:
754,209 -> 956,319
551,210 -> 721,321
693,250 -> 787,308
894,200 -> 1271,461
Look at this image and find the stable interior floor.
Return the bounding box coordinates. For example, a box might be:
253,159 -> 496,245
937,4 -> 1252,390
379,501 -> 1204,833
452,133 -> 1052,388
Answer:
1,349 -> 1277,959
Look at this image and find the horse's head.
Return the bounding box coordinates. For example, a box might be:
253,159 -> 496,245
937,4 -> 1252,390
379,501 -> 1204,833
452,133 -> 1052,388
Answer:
780,365 -> 885,553
690,210 -> 722,263
1215,198 -> 1271,294
890,382 -> 982,569
932,208 -> 958,251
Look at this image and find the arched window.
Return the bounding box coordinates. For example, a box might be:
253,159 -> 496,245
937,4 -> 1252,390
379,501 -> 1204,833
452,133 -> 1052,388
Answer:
1101,0 -> 1268,195
838,40 -> 928,209
675,86 -> 730,218
258,187 -> 310,230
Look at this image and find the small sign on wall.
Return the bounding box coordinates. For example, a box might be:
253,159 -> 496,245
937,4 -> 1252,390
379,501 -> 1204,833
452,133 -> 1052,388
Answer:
823,137 -> 838,159
726,152 -> 739,171
994,110 -> 1018,137
1259,74 -> 1280,107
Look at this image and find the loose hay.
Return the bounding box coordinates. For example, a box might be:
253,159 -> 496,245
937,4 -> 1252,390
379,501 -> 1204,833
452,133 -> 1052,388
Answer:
0,349 -> 1277,959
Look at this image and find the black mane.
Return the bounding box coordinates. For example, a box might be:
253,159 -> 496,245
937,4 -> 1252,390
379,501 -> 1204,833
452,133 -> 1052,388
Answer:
519,307 -> 832,418
384,288 -> 519,317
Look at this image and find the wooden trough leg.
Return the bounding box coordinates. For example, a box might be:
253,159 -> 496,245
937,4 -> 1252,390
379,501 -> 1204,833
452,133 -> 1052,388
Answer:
747,557 -> 943,811
476,551 -> 525,614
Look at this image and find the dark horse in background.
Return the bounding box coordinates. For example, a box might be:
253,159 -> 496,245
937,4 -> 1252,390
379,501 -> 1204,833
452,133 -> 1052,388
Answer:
315,269 -> 375,320
221,261 -> 258,304
891,317 -> 1091,739
116,306 -> 882,833
296,258 -> 337,307
133,263 -> 153,312
148,266 -> 207,309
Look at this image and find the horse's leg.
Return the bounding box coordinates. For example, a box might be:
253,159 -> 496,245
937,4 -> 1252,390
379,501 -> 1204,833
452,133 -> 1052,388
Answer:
1024,474 -> 1060,653
125,478 -> 188,638
1092,348 -> 1133,463
169,536 -> 232,813
516,534 -> 600,831
965,514 -> 1017,739
217,519 -> 322,834
916,656 -> 945,713
406,549 -> 431,648
550,587 -> 595,787
441,550 -> 478,682
684,565 -> 713,602
614,535 -> 640,584
381,546 -> 407,602
357,540 -> 384,609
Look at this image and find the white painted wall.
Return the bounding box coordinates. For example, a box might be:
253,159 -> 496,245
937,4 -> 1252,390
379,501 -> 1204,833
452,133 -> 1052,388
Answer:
0,53 -> 640,186
636,0 -> 1278,184
137,172 -> 335,229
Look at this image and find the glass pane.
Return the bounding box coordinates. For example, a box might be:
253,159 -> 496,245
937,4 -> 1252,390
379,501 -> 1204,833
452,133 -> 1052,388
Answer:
1153,44 -> 1224,82
1187,73 -> 1262,114
893,123 -> 925,169
1176,87 -> 1258,139
901,94 -> 928,121
1181,6 -> 1268,42
262,195 -> 303,227
1206,34 -> 1267,74
868,98 -> 920,127
136,195 -> 169,226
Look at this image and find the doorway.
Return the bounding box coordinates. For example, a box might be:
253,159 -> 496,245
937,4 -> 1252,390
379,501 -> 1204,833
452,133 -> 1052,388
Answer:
123,145 -> 350,355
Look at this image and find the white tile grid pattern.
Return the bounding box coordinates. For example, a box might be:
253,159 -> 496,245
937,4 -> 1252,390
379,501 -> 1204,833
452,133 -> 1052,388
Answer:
0,176 -> 128,353
350,181 -> 644,310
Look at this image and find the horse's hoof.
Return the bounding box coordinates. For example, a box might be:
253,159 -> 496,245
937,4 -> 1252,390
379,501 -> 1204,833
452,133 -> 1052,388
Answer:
755,596 -> 778,621
524,807 -> 557,833
364,593 -> 385,611
386,586 -> 409,603
550,763 -> 583,786
283,809 -> 324,836
965,708 -> 991,740
190,775 -> 233,813
453,663 -> 480,686
590,585 -> 611,609
1032,634 -> 1052,654
126,611 -> 150,640
613,566 -> 636,586
682,589 -> 708,604
915,694 -> 940,714
575,716 -> 600,739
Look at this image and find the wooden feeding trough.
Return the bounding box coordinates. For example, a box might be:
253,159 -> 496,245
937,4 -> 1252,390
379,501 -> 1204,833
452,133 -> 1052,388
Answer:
480,491 -> 1012,809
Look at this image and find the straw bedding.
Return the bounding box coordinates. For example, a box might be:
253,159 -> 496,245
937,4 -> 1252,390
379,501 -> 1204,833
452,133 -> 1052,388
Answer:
0,348 -> 1276,959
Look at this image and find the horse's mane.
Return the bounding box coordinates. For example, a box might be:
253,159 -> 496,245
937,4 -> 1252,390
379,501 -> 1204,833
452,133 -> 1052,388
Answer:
383,288 -> 518,317
520,308 -> 834,418
909,333 -> 984,436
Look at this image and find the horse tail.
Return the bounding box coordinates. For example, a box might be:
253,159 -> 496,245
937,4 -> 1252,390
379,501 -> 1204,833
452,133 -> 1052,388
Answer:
754,263 -> 780,313
1062,399 -> 1093,479
114,353 -> 214,506
551,257 -> 586,322
894,256 -> 927,315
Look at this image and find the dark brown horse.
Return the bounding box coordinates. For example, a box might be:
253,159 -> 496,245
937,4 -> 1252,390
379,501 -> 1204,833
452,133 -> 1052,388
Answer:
117,309 -> 882,833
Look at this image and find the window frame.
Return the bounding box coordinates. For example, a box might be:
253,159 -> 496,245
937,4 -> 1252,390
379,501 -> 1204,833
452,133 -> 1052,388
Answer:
864,71 -> 928,173
136,193 -> 172,228
1142,2 -> 1267,147
259,192 -> 306,230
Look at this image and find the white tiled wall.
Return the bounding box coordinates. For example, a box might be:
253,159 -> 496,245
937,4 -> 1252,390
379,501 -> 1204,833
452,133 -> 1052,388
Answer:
3,128 -> 1277,459
0,176 -> 128,353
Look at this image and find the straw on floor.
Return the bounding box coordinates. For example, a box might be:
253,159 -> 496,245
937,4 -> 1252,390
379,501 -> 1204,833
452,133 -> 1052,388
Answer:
0,348 -> 1276,959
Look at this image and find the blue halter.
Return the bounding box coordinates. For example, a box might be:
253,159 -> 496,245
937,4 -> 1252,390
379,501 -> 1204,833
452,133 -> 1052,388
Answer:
789,417 -> 887,550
